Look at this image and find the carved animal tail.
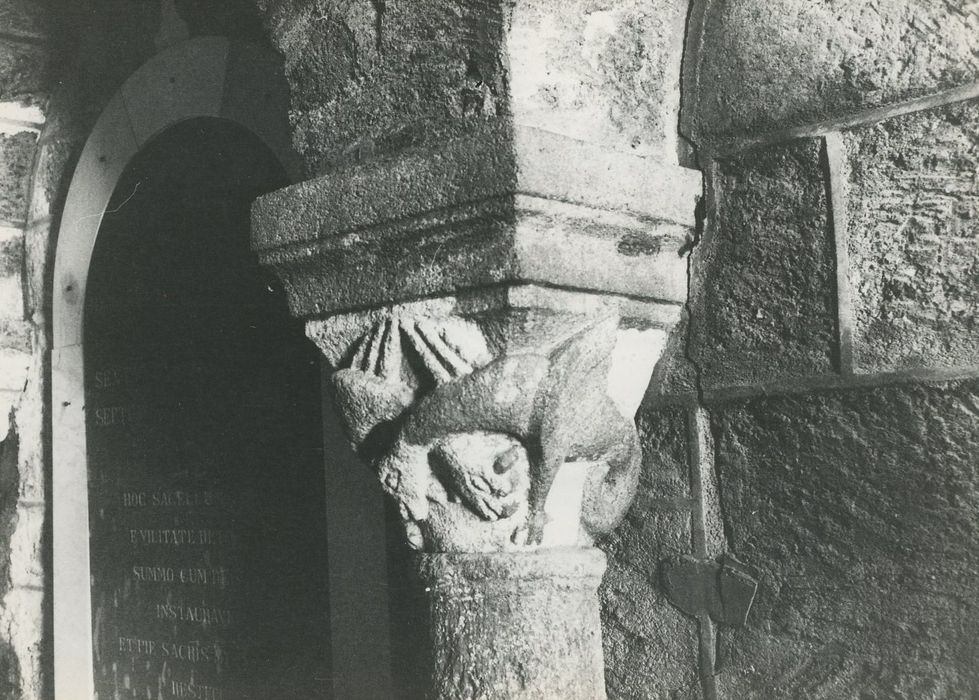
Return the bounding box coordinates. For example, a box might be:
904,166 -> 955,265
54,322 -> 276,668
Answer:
580,417 -> 642,538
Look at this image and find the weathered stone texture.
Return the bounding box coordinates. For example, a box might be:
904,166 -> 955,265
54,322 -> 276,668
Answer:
418,551 -> 608,699
507,0 -> 688,162
0,0 -> 46,38
253,125 -> 698,320
0,321 -> 27,357
635,403 -> 689,501
254,0 -> 511,173
0,230 -> 21,278
646,316 -> 699,400
600,403 -> 699,699
844,101 -> 979,373
712,380 -> 979,698
0,41 -> 46,104
255,0 -> 691,174
0,423 -> 22,697
691,140 -> 837,388
600,510 -> 699,700
0,132 -> 35,224
0,227 -> 28,356
691,1 -> 979,142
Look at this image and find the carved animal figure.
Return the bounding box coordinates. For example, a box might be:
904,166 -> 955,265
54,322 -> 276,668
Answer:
402,320 -> 639,543
334,317 -> 641,546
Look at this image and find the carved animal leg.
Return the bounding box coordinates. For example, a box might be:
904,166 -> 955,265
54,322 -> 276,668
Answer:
580,413 -> 641,538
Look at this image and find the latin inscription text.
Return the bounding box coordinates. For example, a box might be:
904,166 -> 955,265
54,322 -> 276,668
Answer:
121,490 -> 216,508
93,405 -> 140,428
156,603 -> 231,627
129,528 -> 231,546
117,636 -> 216,664
132,565 -> 228,587
171,680 -> 223,699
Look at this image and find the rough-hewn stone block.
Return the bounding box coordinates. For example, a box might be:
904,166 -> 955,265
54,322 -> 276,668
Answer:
0,415 -> 22,698
0,41 -> 46,104
635,403 -> 690,501
0,0 -> 46,38
0,228 -> 22,274
253,125 -> 698,316
600,397 -> 699,699
507,0 -> 688,162
255,0 -> 511,172
257,0 -> 693,174
646,317 -> 699,400
691,140 -> 837,388
712,380 -> 979,697
843,101 -> 979,372
0,230 -> 25,338
691,1 -> 979,142
0,133 -> 34,224
600,509 -> 699,699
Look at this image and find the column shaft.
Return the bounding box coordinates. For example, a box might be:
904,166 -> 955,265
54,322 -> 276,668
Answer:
416,549 -> 608,700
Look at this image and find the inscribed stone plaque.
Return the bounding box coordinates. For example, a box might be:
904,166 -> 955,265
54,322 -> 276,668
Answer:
84,120 -> 331,700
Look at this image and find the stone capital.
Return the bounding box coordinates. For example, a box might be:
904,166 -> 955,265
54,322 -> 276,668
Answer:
304,286 -> 677,552
252,124 -> 701,554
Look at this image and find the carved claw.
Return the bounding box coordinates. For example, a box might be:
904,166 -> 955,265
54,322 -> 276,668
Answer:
430,433 -> 528,523
523,510 -> 548,545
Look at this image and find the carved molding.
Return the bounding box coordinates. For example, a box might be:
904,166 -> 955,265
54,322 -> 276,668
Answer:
307,288 -> 674,552
251,125 -> 701,319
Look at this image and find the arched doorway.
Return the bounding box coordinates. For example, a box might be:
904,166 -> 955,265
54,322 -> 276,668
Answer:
51,38 -> 394,699
83,117 -> 329,699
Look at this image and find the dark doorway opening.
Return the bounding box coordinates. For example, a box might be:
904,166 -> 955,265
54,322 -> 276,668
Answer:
84,118 -> 331,700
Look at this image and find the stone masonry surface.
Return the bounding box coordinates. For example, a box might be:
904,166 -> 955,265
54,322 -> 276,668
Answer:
0,0 -> 975,698
843,99 -> 979,373
711,380 -> 979,698
0,42 -> 45,105
0,132 -> 34,224
690,139 -> 838,389
599,404 -> 699,699
691,0 -> 979,142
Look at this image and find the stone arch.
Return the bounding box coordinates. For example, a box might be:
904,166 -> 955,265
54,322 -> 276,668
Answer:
50,37 -> 298,699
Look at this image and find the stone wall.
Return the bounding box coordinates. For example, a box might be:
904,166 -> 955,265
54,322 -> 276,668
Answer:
598,4 -> 979,697
0,2 -> 51,696
0,1 -> 975,698
251,0 -> 691,175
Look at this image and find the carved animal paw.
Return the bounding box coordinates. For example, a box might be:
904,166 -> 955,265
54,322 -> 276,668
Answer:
430,432 -> 529,522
